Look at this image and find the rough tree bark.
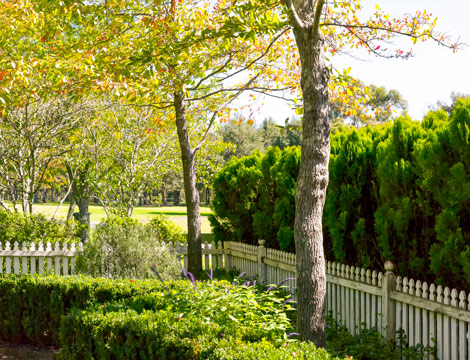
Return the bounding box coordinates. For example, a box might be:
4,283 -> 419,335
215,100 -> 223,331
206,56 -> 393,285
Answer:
290,0 -> 330,347
174,91 -> 203,275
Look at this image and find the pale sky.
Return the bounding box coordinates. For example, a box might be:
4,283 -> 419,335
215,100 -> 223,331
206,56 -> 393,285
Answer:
252,0 -> 470,123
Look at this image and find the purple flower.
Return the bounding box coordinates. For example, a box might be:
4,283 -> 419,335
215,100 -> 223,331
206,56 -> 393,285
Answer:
188,272 -> 197,288
277,278 -> 295,288
283,298 -> 295,306
238,272 -> 246,278
243,281 -> 250,286
253,280 -> 256,287
205,268 -> 214,280
266,285 -> 276,291
287,332 -> 300,338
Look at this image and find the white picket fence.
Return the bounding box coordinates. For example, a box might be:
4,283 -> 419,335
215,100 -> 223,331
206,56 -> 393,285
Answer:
224,241 -> 470,360
3,239 -> 470,358
0,241 -> 83,275
168,241 -> 224,270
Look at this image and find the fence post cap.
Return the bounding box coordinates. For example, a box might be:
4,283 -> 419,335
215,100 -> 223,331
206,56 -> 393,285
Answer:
384,261 -> 395,273
258,239 -> 265,247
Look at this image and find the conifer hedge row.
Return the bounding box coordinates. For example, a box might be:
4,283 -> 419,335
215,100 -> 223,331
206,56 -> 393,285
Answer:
210,98 -> 470,290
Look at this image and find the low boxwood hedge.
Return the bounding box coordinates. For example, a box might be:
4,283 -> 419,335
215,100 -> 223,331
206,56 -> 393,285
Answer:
59,305 -> 339,360
0,274 -> 178,346
0,274 -> 344,359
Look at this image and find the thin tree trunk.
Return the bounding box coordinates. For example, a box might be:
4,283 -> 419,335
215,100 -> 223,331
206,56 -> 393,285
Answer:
77,197 -> 90,243
174,91 -> 202,275
67,196 -> 76,222
162,186 -> 167,206
52,182 -> 73,220
292,20 -> 330,346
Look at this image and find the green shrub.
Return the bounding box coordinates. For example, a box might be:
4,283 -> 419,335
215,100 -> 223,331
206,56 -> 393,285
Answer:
59,306 -> 221,360
0,210 -> 79,246
59,306 -> 343,360
211,99 -> 470,290
210,151 -> 264,246
210,147 -> 299,251
76,216 -> 181,280
0,274 -> 295,347
213,339 -> 342,360
126,279 -> 295,343
0,274 -> 171,346
146,213 -> 187,243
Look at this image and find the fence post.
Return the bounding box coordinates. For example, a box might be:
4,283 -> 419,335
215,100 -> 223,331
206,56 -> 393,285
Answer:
224,242 -> 232,272
382,261 -> 396,343
258,240 -> 267,284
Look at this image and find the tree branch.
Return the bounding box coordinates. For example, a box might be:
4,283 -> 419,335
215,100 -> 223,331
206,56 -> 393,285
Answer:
187,53 -> 234,91
192,73 -> 260,154
217,28 -> 290,83
312,0 -> 326,35
284,0 -> 305,30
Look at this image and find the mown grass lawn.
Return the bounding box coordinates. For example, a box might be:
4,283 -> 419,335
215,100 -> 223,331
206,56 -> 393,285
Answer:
30,202 -> 213,237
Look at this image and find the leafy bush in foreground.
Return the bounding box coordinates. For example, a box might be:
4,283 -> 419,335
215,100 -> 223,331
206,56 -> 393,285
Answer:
60,306 -> 340,360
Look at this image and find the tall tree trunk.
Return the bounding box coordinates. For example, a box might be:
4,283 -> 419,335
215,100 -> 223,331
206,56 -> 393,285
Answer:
291,8 -> 330,346
174,91 -> 202,275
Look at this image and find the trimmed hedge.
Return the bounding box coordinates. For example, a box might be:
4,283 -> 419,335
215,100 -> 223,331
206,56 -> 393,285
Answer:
0,274 -> 174,346
59,306 -> 339,360
0,274 -> 342,359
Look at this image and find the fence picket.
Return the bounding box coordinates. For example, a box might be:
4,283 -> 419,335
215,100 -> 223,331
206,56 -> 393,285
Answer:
38,242 -> 45,274
436,285 -> 443,360
443,287 -> 451,359
458,291 -> 466,360
30,242 -> 36,274
22,242 -> 28,274
421,282 -> 429,353
13,242 -> 20,274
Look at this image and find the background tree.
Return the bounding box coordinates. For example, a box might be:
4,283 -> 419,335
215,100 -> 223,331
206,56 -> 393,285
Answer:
0,98 -> 84,214
92,104 -> 177,217
330,82 -> 408,127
